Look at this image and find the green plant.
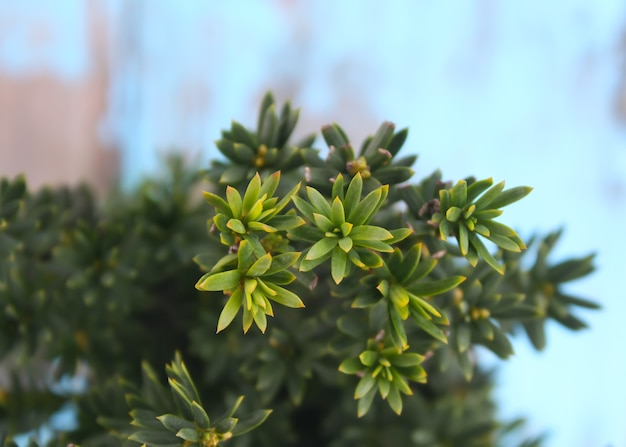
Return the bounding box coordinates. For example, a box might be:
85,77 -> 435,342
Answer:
0,93 -> 597,447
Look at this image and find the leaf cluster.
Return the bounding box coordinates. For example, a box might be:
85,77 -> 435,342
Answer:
0,93 -> 599,447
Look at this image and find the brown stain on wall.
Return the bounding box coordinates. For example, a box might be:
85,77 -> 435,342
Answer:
0,74 -> 118,194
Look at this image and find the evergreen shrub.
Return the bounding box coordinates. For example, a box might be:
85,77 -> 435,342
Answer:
0,93 -> 598,446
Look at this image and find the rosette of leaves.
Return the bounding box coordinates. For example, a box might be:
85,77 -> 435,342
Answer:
430,178 -> 532,274
515,230 -> 598,350
202,171 -> 303,256
124,353 -> 271,447
290,173 -> 411,284
353,243 -> 465,351
303,121 -> 415,193
327,366 -> 531,447
195,239 -> 304,334
447,268 -> 539,380
207,92 -> 316,185
339,338 -> 427,417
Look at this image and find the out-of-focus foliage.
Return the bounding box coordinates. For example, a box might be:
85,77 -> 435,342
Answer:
0,93 -> 597,446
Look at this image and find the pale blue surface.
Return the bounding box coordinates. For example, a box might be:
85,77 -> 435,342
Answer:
1,1 -> 626,445
0,0 -> 88,80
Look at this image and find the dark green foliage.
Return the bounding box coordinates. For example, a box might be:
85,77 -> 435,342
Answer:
303,121 -> 415,195
123,353 -> 271,447
207,92 -> 316,187
0,93 -> 597,446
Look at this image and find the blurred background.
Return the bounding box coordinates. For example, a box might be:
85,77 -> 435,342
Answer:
1,0 -> 625,445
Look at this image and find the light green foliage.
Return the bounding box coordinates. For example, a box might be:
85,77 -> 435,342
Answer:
430,178 -> 532,273
339,339 -> 426,417
195,239 -> 303,334
291,173 -> 406,284
0,93 -> 598,447
353,243 -> 465,351
202,171 -> 303,253
196,171 -> 305,334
